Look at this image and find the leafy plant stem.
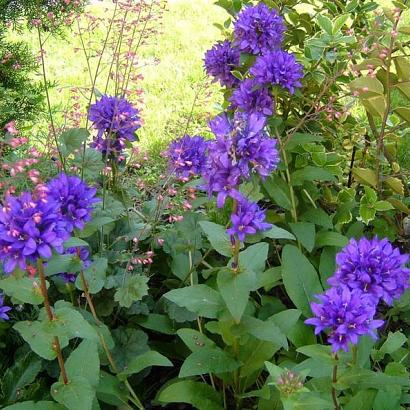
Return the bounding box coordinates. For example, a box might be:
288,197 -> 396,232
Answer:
352,345 -> 358,366
331,354 -> 340,410
37,27 -> 66,173
37,259 -> 69,385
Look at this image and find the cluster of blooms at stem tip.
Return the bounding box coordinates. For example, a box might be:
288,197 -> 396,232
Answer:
203,111 -> 280,208
165,134 -> 209,179
233,3 -> 285,55
59,246 -> 91,284
305,286 -> 384,352
0,293 -> 11,320
328,237 -> 410,306
88,95 -> 140,158
46,173 -> 100,232
227,193 -> 271,241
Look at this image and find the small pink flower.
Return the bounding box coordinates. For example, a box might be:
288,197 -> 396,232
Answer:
4,121 -> 18,135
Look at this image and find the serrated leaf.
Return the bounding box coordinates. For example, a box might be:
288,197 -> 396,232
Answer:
114,275 -> 149,308
75,257 -> 107,294
359,203 -> 376,224
217,268 -> 256,323
179,347 -> 240,377
281,245 -> 323,317
385,177 -> 404,195
199,221 -> 232,257
374,200 -> 394,211
352,168 -> 377,187
164,285 -> 224,319
0,275 -> 44,305
119,350 -> 172,376
59,128 -> 89,156
51,376 -> 95,410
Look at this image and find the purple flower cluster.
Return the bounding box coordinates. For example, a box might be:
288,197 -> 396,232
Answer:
166,135 -> 209,178
234,3 -> 285,54
46,173 -> 100,232
250,51 -> 303,94
230,79 -> 274,116
0,173 -> 99,274
0,294 -> 11,320
204,112 -> 279,207
88,95 -> 140,158
227,194 -> 271,241
204,40 -> 240,88
59,247 -> 91,284
305,286 -> 383,352
306,237 -> 409,352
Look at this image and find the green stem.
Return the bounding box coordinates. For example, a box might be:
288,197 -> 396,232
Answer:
331,354 -> 340,410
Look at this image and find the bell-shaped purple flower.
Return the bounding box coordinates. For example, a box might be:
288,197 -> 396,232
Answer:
250,50 -> 303,94
47,173 -> 100,232
328,237 -> 410,306
166,135 -> 208,178
234,3 -> 285,55
0,192 -> 69,273
305,286 -> 384,352
226,193 -> 271,241
0,294 -> 11,320
204,40 -> 240,88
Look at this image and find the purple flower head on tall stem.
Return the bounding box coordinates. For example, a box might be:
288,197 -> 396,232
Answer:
305,286 -> 384,352
234,3 -> 285,55
46,173 -> 100,233
227,193 -> 271,241
250,50 -> 303,94
230,78 -> 274,116
0,192 -> 69,274
204,40 -> 240,88
166,135 -> 209,178
88,95 -> 140,158
0,294 -> 11,320
328,237 -> 410,305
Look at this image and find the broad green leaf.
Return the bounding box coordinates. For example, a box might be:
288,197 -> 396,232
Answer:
179,347 -> 240,377
394,56 -> 410,81
120,350 -> 172,377
78,217 -> 116,238
394,107 -> 410,123
373,387 -> 401,410
352,168 -> 377,187
344,390 -> 377,410
349,77 -> 384,96
51,376 -> 95,410
3,402 -> 64,410
156,380 -> 222,410
75,257 -> 107,294
282,392 -> 333,410
374,200 -> 394,211
281,245 -> 322,317
241,316 -> 288,348
289,222 -> 316,252
291,166 -> 336,186
316,14 -> 333,35
256,266 -> 281,290
385,177 -> 404,195
73,148 -> 103,179
264,225 -> 296,240
114,274 -> 149,308
268,309 -> 301,337
333,14 -> 349,34
217,268 -> 256,323
262,174 -> 293,210
377,331 -> 407,359
362,95 -> 386,117
14,321 -> 69,360
45,254 -> 83,277
164,285 -> 224,318
199,221 -> 232,257
96,371 -> 128,407
319,246 -> 337,283
285,133 -> 323,151
63,237 -> 89,248
301,208 -> 333,229
315,231 -> 348,248
359,203 -> 376,224
0,275 -> 44,305
65,340 -> 100,387
237,242 -> 268,274
177,328 -> 216,351
394,81 -> 410,99
297,345 -> 334,362
59,128 -> 89,155
135,313 -> 176,334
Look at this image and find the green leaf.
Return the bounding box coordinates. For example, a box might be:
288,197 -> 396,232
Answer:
291,166 -> 336,186
179,347 -> 240,377
2,352 -> 42,404
281,245 -> 323,317
378,331 -> 407,358
373,387 -> 401,410
3,402 -> 65,410
394,81 -> 410,99
44,254 -> 83,277
359,204 -> 376,224
352,168 -> 377,187
59,128 -> 89,155
317,14 -> 333,35
14,321 -> 68,360
177,328 -> 216,351
63,237 -> 89,248
73,148 -> 103,179
333,14 -> 349,34
289,222 -> 316,252
0,275 -> 44,305
135,313 -> 176,335
394,107 -> 410,123
374,200 -> 394,211
119,350 -> 172,377
65,340 -> 100,387
217,268 -> 256,323
51,376 -> 95,410
241,316 -> 288,348
315,231 -> 348,248
344,390 -> 377,410
237,242 -> 268,275
264,225 -> 296,240
96,371 -> 128,407
114,274 -> 149,308
156,380 -> 223,410
349,77 -> 384,96
75,257 -> 107,294
301,208 -> 333,230
394,56 -> 410,81
285,133 -> 323,151
262,174 -> 293,210
164,285 -> 224,319
199,221 -> 232,257
362,95 -> 387,117
78,217 -> 116,238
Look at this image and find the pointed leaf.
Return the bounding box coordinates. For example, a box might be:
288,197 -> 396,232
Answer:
119,350 -> 173,376
51,376 -> 95,410
199,221 -> 232,257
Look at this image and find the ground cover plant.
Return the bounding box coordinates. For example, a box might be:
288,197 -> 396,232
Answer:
0,0 -> 409,410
